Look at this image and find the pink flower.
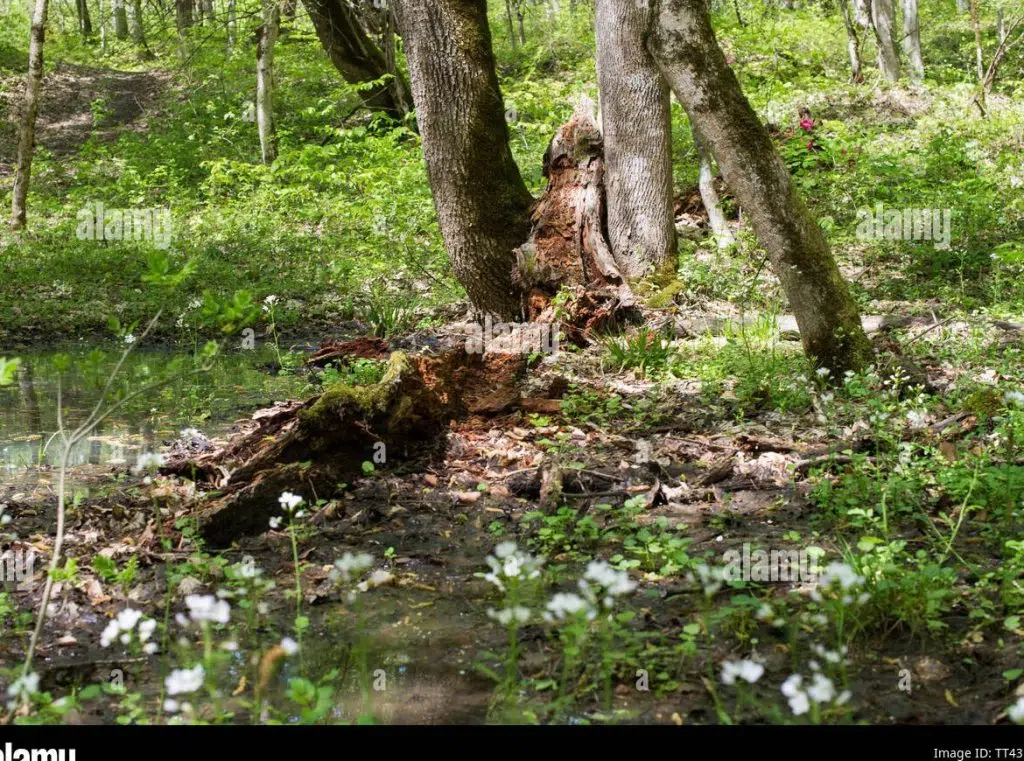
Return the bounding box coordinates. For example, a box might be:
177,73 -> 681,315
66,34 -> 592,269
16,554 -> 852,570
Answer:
799,118 -> 815,132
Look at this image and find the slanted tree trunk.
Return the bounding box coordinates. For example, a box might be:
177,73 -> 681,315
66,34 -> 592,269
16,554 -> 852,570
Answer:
256,0 -> 280,164
11,0 -> 49,232
113,0 -> 129,38
302,0 -> 412,118
692,122 -> 734,248
76,0 -> 93,35
871,0 -> 901,81
647,0 -> 873,373
394,0 -> 534,319
595,0 -> 677,280
902,0 -> 924,81
840,0 -> 864,82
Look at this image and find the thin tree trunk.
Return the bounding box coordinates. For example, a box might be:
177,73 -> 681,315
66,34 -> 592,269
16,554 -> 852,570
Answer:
595,0 -> 677,279
302,0 -> 412,118
840,0 -> 864,82
517,4 -> 526,44
902,0 -> 924,81
77,0 -> 93,35
692,122 -> 734,248
393,0 -> 534,319
647,0 -> 873,373
871,0 -> 901,81
130,0 -> 146,46
971,0 -> 984,83
256,0 -> 280,164
227,0 -> 236,50
505,0 -> 518,50
11,0 -> 49,232
204,0 -> 214,19
113,0 -> 128,38
854,0 -> 871,27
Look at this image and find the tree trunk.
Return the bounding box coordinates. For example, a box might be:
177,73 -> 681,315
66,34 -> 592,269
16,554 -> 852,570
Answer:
256,0 -> 280,164
176,0 -> 193,31
854,0 -> 871,27
76,0 -> 93,35
595,0 -> 677,280
204,0 -> 215,20
393,0 -> 534,320
970,0 -> 984,82
840,0 -> 864,82
113,0 -> 128,38
227,0 -> 236,50
11,0 -> 49,232
692,122 -> 734,248
647,0 -> 873,373
956,0 -> 968,12
130,0 -> 146,46
901,0 -> 924,81
302,0 -> 413,119
517,3 -> 526,44
871,0 -> 901,80
504,0 -> 518,50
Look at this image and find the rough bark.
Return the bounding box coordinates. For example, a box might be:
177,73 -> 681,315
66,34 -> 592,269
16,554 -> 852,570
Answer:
256,1 -> 280,164
11,0 -> 49,232
871,0 -> 901,81
692,122 -> 734,248
595,0 -> 678,280
840,0 -> 864,82
394,0 -> 534,320
113,0 -> 128,38
647,0 -> 873,373
901,0 -> 924,82
302,0 -> 412,118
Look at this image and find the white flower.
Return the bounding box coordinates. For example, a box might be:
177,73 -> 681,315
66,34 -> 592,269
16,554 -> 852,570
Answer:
544,592 -> 593,620
332,552 -> 374,582
116,608 -> 143,631
7,672 -> 40,701
503,555 -> 521,578
781,674 -> 803,698
165,664 -> 205,695
816,562 -> 864,592
220,640 -> 239,651
494,541 -> 517,559
816,367 -> 831,378
124,334 -> 136,345
487,606 -> 530,625
807,673 -> 836,703
133,452 -> 165,474
280,637 -> 299,656
756,604 -> 774,621
100,619 -> 121,648
264,294 -> 279,306
185,594 -> 230,625
583,560 -> 636,597
143,642 -> 158,655
163,698 -> 180,713
278,491 -> 303,512
1007,697 -> 1024,724
721,659 -> 764,685
138,618 -> 157,642
788,690 -> 810,715
906,409 -> 928,429
268,516 -> 282,529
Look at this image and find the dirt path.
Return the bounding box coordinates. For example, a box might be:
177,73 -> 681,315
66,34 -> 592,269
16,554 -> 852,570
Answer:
0,63 -> 172,176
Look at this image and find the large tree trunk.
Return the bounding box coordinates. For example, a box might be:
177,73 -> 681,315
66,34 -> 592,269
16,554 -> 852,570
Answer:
394,0 -> 534,320
256,0 -> 280,164
302,0 -> 413,119
840,0 -> 864,82
871,0 -> 901,81
692,122 -> 734,248
11,0 -> 49,232
595,0 -> 677,280
76,0 -> 93,35
113,0 -> 128,38
176,0 -> 193,29
647,0 -> 873,373
901,0 -> 924,82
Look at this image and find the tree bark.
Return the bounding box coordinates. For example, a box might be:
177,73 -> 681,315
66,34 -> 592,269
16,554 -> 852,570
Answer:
227,0 -> 236,50
854,0 -> 871,27
302,0 -> 412,118
76,0 -> 93,36
256,0 -> 280,164
871,0 -> 901,81
840,0 -> 864,82
176,0 -> 193,29
692,122 -> 734,248
647,0 -> 873,373
113,0 -> 129,38
504,0 -> 518,49
901,0 -> 924,82
130,0 -> 146,46
595,0 -> 677,280
394,0 -> 534,320
11,0 -> 49,232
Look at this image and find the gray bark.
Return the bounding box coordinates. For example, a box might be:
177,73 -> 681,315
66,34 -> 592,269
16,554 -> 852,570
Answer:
840,0 -> 864,82
394,0 -> 534,319
595,0 -> 677,279
256,0 -> 280,164
871,0 -> 901,81
113,0 -> 128,38
130,0 -> 146,46
901,0 -> 924,81
11,0 -> 49,232
302,0 -> 412,118
854,0 -> 871,27
647,0 -> 873,373
692,122 -> 734,248
77,0 -> 93,35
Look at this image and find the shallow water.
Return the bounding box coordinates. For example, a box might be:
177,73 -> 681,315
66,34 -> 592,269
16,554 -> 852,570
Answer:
0,343 -> 306,475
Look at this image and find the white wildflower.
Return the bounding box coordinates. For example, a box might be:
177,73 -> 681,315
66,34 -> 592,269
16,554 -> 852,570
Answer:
280,637 -> 299,656
268,516 -> 282,529
185,594 -> 230,625
807,673 -> 836,703
720,659 -> 764,685
331,552 -> 374,583
1005,391 -> 1024,408
544,592 -> 593,621
165,665 -> 205,695
487,606 -> 530,625
133,452 -> 165,474
278,491 -> 303,512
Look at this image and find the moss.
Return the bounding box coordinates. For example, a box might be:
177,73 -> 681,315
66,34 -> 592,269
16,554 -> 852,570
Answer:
299,351 -> 415,428
644,278 -> 687,308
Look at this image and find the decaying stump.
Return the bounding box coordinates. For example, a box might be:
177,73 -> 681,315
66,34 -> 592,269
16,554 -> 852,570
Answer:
512,99 -> 638,344
164,352 -> 463,545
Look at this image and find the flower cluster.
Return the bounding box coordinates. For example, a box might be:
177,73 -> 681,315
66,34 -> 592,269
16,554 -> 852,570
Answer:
543,591 -> 595,622
579,559 -> 636,609
100,607 -> 159,653
781,670 -> 851,716
479,541 -> 544,592
720,659 -> 764,686
810,562 -> 870,606
330,551 -> 374,584
176,594 -> 231,627
270,491 -> 305,528
6,672 -> 39,709
164,664 -> 205,714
